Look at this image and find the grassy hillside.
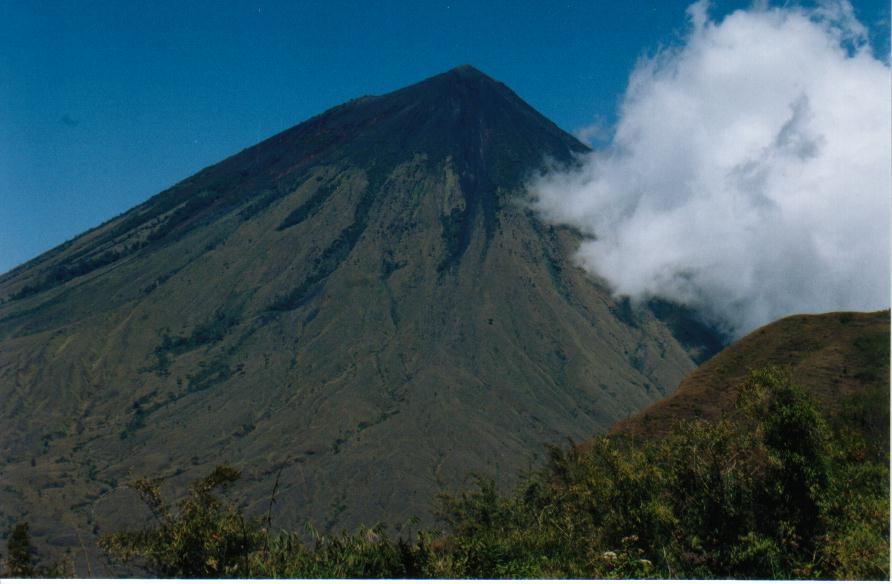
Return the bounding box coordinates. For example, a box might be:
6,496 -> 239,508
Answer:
612,310 -> 889,441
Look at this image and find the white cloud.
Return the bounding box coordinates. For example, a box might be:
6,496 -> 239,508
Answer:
531,0 -> 891,337
573,116 -> 612,147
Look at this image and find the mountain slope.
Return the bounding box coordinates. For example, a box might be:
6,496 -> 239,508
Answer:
0,66 -> 720,567
612,310 -> 890,441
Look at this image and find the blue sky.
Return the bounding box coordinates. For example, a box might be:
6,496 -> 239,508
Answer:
1,0 -> 889,274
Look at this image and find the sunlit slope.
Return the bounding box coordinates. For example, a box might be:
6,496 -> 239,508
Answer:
612,310 -> 890,441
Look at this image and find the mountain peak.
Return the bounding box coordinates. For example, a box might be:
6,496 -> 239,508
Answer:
435,64 -> 499,86
450,63 -> 482,73
210,65 -> 589,249
388,64 -> 519,109
441,63 -> 489,78
322,65 -> 587,182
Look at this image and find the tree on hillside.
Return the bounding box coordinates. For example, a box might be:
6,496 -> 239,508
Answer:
6,522 -> 35,577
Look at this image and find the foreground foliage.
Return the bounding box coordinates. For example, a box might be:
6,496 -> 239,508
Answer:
98,367 -> 888,579
0,523 -> 72,577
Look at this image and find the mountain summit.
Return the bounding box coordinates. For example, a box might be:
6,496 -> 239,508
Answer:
0,66 -> 720,564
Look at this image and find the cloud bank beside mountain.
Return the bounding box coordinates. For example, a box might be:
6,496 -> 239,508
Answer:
531,0 -> 891,337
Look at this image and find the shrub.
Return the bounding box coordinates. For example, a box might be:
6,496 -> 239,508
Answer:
5,522 -> 35,577
98,367 -> 888,579
1,522 -> 71,577
98,466 -> 262,577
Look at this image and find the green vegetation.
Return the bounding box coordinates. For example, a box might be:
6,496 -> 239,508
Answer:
268,181 -> 378,312
146,190 -> 220,243
98,367 -> 888,579
853,331 -> 889,384
0,523 -> 71,577
276,180 -> 338,231
185,358 -> 233,394
148,308 -> 241,376
98,467 -> 260,578
9,247 -> 132,301
437,206 -> 470,273
237,188 -> 283,222
156,308 -> 241,356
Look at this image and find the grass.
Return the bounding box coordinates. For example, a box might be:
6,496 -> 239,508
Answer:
614,310 -> 890,439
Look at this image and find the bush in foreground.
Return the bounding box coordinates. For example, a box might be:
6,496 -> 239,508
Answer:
98,367 -> 889,579
0,523 -> 72,578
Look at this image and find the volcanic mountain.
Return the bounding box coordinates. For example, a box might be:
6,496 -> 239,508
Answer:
0,66 -> 722,561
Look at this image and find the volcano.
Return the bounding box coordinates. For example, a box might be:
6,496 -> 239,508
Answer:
0,66 -> 722,561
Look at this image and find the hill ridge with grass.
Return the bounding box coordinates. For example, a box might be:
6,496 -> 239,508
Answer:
612,310 -> 889,441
